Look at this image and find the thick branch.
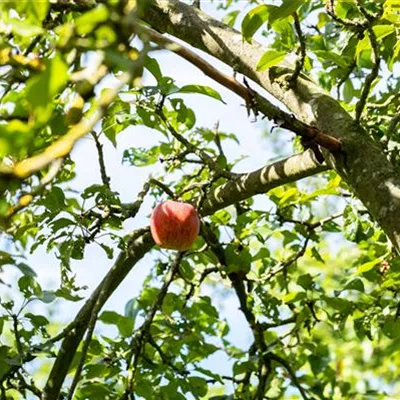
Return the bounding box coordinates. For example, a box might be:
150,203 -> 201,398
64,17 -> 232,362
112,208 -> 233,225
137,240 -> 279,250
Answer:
200,149 -> 328,215
142,27 -> 341,152
42,229 -> 154,400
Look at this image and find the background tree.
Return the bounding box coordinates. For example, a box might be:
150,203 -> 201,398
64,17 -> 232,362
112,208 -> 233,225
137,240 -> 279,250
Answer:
0,0 -> 400,399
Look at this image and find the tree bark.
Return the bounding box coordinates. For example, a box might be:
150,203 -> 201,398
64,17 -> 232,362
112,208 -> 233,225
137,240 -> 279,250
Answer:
140,0 -> 400,252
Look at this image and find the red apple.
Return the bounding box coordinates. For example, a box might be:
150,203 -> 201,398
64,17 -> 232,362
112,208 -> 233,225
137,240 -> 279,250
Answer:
150,200 -> 200,251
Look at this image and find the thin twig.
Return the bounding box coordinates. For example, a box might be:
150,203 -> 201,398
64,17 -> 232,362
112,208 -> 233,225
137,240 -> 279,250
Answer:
124,179 -> 151,218
15,372 -> 42,399
263,237 -> 310,282
150,178 -> 176,198
92,131 -> 111,188
337,58 -> 357,100
147,335 -> 188,376
157,108 -> 237,180
122,252 -> 184,399
261,315 -> 297,330
325,0 -> 367,29
355,26 -> 380,122
277,211 -> 343,230
269,353 -> 311,400
287,12 -> 306,88
66,284 -> 105,400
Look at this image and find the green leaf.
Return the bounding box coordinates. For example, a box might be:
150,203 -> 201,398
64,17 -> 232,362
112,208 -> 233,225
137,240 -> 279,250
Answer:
70,239 -> 85,260
179,260 -> 195,281
314,50 -> 350,68
241,5 -> 270,43
323,296 -> 353,315
39,290 -> 57,304
223,10 -> 240,28
102,99 -> 131,146
177,85 -> 225,103
124,298 -> 139,321
162,292 -> 180,316
99,243 -> 114,259
18,275 -> 42,298
0,346 -> 11,376
283,291 -> 306,304
15,262 -> 36,277
50,218 -> 75,233
55,288 -> 84,302
269,0 -> 305,24
78,382 -> 113,398
343,206 -> 363,242
196,296 -> 219,319
26,54 -> 68,122
256,50 -> 287,71
0,120 -> 32,156
382,316 -> 400,339
25,313 -> 49,328
144,56 -> 163,82
188,377 -> 208,397
297,274 -> 314,290
343,79 -> 354,103
122,146 -> 160,167
357,258 -> 381,274
233,360 -> 256,376
372,25 -> 395,41
10,18 -> 43,37
29,0 -> 49,22
99,310 -> 134,337
75,4 -> 109,35
356,35 -> 371,57
195,367 -> 224,384
309,354 -> 330,375
389,40 -> 400,71
343,278 -> 365,292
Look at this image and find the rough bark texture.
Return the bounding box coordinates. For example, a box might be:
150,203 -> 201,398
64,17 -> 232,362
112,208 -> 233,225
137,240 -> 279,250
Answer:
140,0 -> 400,251
201,149 -> 328,215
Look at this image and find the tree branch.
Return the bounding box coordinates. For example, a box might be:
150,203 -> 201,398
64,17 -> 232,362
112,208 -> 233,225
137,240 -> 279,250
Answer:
141,26 -> 341,152
92,131 -> 111,188
287,12 -> 307,88
269,353 -> 310,400
201,224 -> 270,399
355,26 -> 381,122
157,107 -> 238,180
200,150 -> 329,215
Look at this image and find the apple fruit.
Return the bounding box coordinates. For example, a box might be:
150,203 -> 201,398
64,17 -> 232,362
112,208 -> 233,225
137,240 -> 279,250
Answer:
150,200 -> 200,251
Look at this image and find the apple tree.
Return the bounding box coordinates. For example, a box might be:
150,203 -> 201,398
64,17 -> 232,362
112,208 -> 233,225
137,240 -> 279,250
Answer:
1,0 -> 400,399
